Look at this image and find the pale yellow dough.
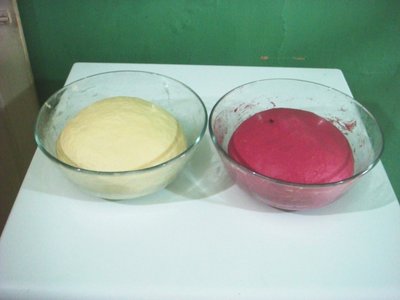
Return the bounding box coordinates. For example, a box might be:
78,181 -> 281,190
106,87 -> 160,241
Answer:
56,96 -> 187,172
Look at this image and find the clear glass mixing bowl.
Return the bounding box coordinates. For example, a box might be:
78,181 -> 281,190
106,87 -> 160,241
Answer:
209,79 -> 383,210
35,70 -> 207,200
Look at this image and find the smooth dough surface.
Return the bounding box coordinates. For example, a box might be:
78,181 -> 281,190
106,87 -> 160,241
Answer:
228,108 -> 354,184
57,96 -> 187,172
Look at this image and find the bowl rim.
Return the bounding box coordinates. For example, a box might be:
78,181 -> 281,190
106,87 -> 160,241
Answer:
208,78 -> 384,188
35,69 -> 208,175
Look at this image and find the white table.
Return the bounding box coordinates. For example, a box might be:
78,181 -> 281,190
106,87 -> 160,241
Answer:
1,63 -> 399,300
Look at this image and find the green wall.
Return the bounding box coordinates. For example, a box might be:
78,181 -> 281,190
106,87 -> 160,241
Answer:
18,0 -> 400,198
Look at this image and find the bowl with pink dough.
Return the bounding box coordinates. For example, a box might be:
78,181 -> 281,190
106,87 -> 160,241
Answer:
209,79 -> 383,211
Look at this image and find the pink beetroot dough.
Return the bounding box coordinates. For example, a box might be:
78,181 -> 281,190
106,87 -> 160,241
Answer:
229,108 -> 354,184
226,108 -> 355,209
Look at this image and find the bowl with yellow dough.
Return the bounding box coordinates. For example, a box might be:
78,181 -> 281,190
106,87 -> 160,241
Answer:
35,71 -> 207,200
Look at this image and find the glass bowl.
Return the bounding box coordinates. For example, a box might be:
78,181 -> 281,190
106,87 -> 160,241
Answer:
35,70 -> 207,200
209,79 -> 383,210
